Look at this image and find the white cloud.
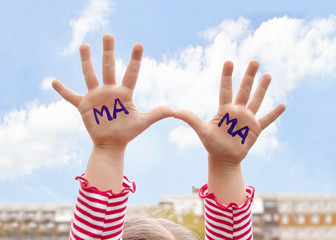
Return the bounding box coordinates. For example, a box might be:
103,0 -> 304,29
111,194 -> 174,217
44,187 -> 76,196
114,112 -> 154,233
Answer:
0,100 -> 86,180
62,0 -> 113,55
41,76 -> 55,90
3,16 -> 336,180
168,126 -> 201,150
135,16 -> 336,155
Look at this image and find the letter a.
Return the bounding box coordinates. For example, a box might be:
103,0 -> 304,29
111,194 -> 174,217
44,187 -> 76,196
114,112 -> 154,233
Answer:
93,105 -> 113,125
113,98 -> 129,119
232,126 -> 249,145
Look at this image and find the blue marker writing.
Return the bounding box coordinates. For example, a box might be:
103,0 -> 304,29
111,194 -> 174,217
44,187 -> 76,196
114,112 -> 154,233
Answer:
93,98 -> 129,125
218,112 -> 249,144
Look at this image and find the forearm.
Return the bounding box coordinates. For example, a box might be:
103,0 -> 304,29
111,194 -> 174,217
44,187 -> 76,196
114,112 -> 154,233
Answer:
84,144 -> 126,192
201,157 -> 253,239
70,145 -> 135,240
207,155 -> 246,205
203,155 -> 253,239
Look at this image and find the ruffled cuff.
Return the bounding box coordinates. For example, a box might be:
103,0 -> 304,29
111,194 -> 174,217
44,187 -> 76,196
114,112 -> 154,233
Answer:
199,184 -> 255,240
199,184 -> 254,210
75,174 -> 136,197
70,175 -> 135,240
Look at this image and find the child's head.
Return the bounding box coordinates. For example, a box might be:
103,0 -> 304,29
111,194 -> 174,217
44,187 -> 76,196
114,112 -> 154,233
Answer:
123,217 -> 198,240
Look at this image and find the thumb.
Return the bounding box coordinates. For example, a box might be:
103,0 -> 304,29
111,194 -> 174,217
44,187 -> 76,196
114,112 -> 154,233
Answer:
174,109 -> 206,139
143,105 -> 174,128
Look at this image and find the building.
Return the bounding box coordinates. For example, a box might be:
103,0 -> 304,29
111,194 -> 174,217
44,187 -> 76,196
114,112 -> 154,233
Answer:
0,204 -> 73,240
1,191 -> 335,240
158,189 -> 336,240
158,186 -> 204,221
270,193 -> 336,240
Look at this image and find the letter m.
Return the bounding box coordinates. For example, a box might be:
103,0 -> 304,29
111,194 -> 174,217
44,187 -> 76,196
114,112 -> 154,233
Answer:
218,112 -> 237,134
93,105 -> 113,125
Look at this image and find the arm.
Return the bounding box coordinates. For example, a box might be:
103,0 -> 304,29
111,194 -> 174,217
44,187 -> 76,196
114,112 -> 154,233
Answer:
52,34 -> 173,239
175,60 -> 285,239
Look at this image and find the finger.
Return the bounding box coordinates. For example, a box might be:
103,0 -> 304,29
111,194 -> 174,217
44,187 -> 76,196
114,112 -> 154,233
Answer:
258,103 -> 286,130
102,33 -> 116,85
174,109 -> 207,139
219,60 -> 233,106
79,44 -> 99,90
52,80 -> 82,107
234,60 -> 259,106
121,43 -> 144,91
143,105 -> 174,128
247,73 -> 271,115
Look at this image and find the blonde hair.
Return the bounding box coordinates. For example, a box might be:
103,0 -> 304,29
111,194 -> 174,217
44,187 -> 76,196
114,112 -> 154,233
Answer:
122,217 -> 198,240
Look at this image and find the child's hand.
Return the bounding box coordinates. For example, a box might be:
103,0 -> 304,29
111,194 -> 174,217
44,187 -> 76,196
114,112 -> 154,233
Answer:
52,34 -> 173,191
52,34 -> 173,150
175,60 -> 285,204
175,60 -> 285,166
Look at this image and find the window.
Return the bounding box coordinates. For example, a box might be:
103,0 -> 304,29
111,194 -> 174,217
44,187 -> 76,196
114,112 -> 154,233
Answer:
282,228 -> 289,238
325,214 -> 332,224
58,223 -> 70,232
312,228 -> 319,238
273,213 -> 279,222
325,227 -> 332,237
295,201 -> 304,211
264,200 -> 276,209
281,214 -> 289,224
7,211 -> 19,220
324,201 -> 331,210
27,221 -> 37,230
297,214 -> 305,224
9,221 -> 19,229
310,201 -> 318,211
41,211 -> 54,221
252,215 -> 260,224
297,228 -> 305,238
280,202 -> 288,211
310,214 -> 319,224
263,213 -> 272,222
55,208 -> 73,222
24,211 -> 36,220
41,222 -> 55,231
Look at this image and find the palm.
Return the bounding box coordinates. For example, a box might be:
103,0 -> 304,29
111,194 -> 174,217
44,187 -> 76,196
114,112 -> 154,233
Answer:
175,60 -> 285,164
78,86 -> 144,146
52,34 -> 173,148
203,105 -> 260,163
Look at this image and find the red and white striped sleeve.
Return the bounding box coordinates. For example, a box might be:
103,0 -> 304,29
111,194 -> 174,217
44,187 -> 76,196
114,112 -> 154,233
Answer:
199,185 -> 255,240
69,175 -> 136,240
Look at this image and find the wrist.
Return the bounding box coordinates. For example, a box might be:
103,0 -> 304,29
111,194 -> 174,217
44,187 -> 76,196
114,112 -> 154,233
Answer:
208,155 -> 241,173
93,142 -> 127,152
84,144 -> 126,192
208,154 -> 246,205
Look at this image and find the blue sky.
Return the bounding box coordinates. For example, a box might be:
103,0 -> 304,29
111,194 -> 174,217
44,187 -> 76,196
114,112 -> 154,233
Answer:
0,0 -> 335,204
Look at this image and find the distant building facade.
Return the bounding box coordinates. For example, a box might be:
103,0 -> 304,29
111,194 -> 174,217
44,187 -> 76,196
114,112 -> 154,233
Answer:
158,186 -> 203,221
0,204 -> 73,240
1,191 -> 335,239
158,189 -> 336,240
255,193 -> 336,240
